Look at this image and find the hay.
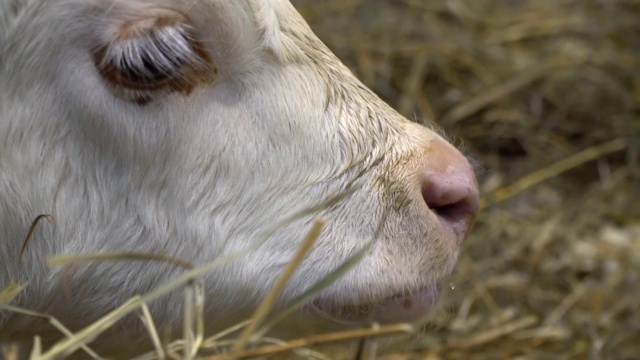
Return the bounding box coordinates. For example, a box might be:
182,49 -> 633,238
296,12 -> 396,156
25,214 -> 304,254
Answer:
3,0 -> 638,358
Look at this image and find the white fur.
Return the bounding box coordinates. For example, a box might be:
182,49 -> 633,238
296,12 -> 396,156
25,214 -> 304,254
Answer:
0,0 -> 474,351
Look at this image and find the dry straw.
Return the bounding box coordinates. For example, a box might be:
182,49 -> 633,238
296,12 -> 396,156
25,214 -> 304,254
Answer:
2,0 -> 639,358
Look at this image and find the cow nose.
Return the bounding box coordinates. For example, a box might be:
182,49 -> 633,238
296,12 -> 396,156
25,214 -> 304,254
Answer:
419,138 -> 480,243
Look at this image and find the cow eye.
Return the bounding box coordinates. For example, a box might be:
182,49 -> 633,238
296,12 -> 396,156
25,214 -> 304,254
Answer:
93,14 -> 214,102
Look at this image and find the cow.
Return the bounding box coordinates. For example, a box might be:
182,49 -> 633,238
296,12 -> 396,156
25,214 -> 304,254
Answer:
0,0 -> 479,356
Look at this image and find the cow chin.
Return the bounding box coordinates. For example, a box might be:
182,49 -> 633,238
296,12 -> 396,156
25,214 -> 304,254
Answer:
311,283 -> 442,325
262,194 -> 462,329
308,232 -> 458,326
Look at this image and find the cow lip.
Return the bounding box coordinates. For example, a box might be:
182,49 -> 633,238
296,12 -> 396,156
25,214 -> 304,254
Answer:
312,284 -> 441,324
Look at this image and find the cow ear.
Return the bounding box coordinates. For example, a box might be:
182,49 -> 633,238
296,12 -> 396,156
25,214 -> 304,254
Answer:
93,8 -> 216,100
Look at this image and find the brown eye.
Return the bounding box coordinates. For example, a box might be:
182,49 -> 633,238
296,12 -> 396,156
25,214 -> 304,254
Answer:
93,12 -> 214,97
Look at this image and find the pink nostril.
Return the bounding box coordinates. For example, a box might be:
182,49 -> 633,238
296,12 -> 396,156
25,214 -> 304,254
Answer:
421,170 -> 480,242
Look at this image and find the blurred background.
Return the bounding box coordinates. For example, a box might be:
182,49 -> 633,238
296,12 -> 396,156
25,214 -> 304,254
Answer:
292,0 -> 639,359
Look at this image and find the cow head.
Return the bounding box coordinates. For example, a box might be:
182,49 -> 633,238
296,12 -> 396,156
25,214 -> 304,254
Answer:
0,0 -> 479,348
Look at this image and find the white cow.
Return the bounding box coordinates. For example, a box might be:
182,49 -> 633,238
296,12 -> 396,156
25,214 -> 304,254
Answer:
0,0 -> 479,355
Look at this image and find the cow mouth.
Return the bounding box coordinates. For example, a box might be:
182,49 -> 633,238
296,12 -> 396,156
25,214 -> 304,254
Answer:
312,284 -> 440,324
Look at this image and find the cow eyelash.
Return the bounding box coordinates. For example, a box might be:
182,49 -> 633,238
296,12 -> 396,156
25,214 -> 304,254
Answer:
93,20 -> 214,104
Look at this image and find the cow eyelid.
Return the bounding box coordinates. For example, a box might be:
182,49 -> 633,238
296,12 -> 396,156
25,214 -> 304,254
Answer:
94,18 -> 214,102
124,27 -> 189,74
98,24 -> 193,85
